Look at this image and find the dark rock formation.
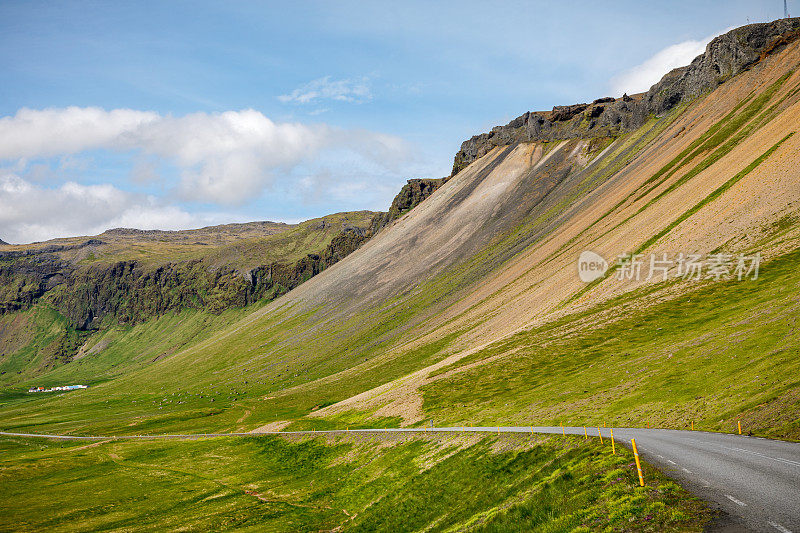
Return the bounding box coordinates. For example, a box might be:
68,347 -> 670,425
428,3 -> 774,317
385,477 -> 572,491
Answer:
0,225 -> 374,329
452,18 -> 800,175
0,239 -> 102,260
370,177 -> 449,234
550,104 -> 589,122
0,254 -> 71,313
0,238 -> 8,245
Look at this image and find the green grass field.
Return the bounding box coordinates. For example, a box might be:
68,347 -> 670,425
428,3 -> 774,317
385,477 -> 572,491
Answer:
0,433 -> 712,532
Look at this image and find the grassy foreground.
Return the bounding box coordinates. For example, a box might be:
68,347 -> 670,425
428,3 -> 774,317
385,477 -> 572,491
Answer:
0,433 -> 711,532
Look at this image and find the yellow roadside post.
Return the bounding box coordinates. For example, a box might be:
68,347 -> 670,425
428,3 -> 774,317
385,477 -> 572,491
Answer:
561,422 -> 565,436
610,428 -> 616,455
497,426 -> 500,434
738,420 -> 742,435
530,425 -> 533,435
598,427 -> 604,445
631,438 -> 645,487
583,426 -> 587,439
691,420 -> 694,431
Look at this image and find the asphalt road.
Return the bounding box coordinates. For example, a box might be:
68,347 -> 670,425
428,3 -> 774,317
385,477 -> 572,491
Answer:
495,426 -> 800,533
2,426 -> 798,532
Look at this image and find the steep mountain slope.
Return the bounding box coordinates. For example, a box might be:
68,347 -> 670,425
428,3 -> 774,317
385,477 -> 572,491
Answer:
1,20 -> 799,440
0,211 -> 376,324
0,211 -> 376,387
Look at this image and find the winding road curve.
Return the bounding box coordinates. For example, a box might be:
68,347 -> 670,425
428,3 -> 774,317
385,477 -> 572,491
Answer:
2,426 -> 798,532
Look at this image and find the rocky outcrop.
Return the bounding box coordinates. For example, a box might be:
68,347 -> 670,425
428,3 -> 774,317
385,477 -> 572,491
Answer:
370,178 -> 449,233
50,260 -> 247,328
0,176 -> 457,329
452,18 -> 800,174
0,238 -> 8,245
0,254 -> 71,313
0,226 -> 373,329
0,239 -> 102,260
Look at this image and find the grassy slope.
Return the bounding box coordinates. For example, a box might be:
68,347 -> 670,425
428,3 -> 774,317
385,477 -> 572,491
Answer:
0,303 -> 259,391
0,433 -> 711,532
3,239 -> 796,439
422,244 -> 800,440
0,211 -> 375,391
1,50 -> 798,438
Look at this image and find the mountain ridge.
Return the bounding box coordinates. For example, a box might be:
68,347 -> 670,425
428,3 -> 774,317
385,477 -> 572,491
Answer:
0,211 -> 378,327
1,19 -> 799,447
452,17 -> 800,174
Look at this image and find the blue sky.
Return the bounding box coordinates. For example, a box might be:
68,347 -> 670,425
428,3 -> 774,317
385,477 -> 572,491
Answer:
0,0 -> 794,243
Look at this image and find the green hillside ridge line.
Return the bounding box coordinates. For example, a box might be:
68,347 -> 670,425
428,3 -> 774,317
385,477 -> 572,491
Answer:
0,211 -> 405,386
0,211 -> 377,326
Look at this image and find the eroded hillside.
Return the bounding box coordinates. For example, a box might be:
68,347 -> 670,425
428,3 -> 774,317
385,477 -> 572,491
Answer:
1,20 -> 799,440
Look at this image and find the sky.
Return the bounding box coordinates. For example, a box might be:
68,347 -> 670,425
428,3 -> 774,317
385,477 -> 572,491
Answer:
0,0 -> 794,244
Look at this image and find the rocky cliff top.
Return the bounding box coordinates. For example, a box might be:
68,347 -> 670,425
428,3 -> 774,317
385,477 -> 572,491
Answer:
99,221 -> 293,242
452,17 -> 800,175
370,178 -> 449,234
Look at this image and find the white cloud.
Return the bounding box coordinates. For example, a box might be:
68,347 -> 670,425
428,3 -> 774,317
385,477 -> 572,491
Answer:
0,107 -> 413,206
0,107 -> 158,160
125,109 -> 333,204
0,173 -> 241,244
278,76 -> 372,104
610,28 -> 733,96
